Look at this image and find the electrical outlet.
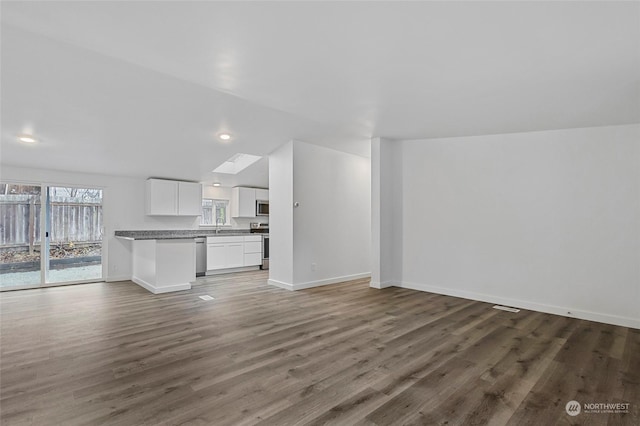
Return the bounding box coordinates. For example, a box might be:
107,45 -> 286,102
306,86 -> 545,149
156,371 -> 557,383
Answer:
311,263 -> 317,271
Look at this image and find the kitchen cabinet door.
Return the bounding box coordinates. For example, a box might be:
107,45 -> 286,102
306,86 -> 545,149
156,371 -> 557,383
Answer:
178,182 -> 202,216
146,179 -> 178,215
244,241 -> 262,254
226,243 -> 245,268
147,179 -> 201,216
231,187 -> 256,218
244,253 -> 262,266
206,244 -> 226,270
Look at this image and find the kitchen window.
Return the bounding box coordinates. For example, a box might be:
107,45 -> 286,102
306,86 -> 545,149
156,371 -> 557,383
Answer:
201,199 -> 230,226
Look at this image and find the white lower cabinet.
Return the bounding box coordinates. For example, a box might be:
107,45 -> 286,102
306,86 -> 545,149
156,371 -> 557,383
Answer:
226,243 -> 245,268
206,243 -> 227,270
244,241 -> 262,254
206,235 -> 263,271
244,252 -> 262,266
244,235 -> 262,267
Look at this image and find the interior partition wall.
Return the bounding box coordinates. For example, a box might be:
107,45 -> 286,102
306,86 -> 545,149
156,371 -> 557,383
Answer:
0,182 -> 104,291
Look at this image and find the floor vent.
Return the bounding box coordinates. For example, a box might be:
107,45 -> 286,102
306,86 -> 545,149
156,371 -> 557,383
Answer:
199,295 -> 215,301
493,305 -> 520,313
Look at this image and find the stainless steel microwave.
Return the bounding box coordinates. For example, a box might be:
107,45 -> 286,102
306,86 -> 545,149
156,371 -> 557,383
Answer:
256,200 -> 269,216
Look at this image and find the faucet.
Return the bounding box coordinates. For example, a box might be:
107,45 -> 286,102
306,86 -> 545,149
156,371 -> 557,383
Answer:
215,216 -> 222,234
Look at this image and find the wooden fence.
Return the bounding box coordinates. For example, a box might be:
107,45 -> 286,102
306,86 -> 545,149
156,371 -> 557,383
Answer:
0,195 -> 103,251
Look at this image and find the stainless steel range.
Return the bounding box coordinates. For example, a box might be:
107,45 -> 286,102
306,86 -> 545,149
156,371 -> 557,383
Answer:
250,223 -> 269,270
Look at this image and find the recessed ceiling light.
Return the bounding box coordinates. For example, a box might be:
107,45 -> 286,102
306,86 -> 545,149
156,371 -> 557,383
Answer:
18,134 -> 37,143
218,133 -> 232,141
213,182 -> 221,187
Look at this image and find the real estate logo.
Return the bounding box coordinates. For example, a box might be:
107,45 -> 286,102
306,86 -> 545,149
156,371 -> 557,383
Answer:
583,402 -> 631,414
565,400 -> 631,416
566,400 -> 581,416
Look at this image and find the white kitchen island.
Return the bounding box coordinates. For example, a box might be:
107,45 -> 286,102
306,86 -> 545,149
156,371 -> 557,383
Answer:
130,238 -> 195,294
115,231 -> 198,294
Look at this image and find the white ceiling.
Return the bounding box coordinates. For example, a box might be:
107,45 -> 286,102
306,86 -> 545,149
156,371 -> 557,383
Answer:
1,1 -> 639,186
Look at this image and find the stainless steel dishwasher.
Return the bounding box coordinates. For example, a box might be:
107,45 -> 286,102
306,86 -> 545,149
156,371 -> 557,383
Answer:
195,237 -> 206,276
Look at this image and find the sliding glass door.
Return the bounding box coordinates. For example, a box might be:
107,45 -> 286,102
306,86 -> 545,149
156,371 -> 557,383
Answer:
0,184 -> 42,289
0,182 -> 104,290
45,186 -> 103,284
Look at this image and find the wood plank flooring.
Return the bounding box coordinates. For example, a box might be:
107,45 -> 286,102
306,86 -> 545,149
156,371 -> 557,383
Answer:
1,271 -> 638,425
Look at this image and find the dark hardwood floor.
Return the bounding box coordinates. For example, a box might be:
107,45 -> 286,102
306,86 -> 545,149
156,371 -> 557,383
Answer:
1,271 -> 638,425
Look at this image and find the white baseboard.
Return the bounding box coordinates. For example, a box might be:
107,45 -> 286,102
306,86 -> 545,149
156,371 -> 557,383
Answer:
132,276 -> 191,294
267,279 -> 295,291
370,280 -> 395,289
398,281 -> 640,330
269,272 -> 371,291
205,266 -> 260,276
293,272 -> 371,290
106,275 -> 131,283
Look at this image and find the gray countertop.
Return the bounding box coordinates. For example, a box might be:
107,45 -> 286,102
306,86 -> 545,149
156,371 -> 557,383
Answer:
115,229 -> 253,240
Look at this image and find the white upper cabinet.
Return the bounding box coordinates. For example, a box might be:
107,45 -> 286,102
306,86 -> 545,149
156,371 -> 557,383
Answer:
146,178 -> 202,216
146,179 -> 178,215
255,189 -> 269,201
231,187 -> 256,218
177,182 -> 202,216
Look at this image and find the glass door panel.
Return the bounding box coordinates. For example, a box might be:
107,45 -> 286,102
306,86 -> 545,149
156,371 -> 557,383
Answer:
0,183 -> 42,290
46,186 -> 103,284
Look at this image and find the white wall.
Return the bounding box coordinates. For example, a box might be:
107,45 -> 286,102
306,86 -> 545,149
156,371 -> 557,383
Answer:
202,185 -> 233,203
292,141 -> 371,286
268,141 -> 294,285
268,140 -> 371,290
374,124 -> 640,328
371,137 -> 403,288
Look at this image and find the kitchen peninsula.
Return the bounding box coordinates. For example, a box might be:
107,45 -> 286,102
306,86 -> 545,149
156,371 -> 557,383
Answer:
115,229 -> 252,294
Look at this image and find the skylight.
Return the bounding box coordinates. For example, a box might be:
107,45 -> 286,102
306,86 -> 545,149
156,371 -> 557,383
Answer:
212,153 -> 262,174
